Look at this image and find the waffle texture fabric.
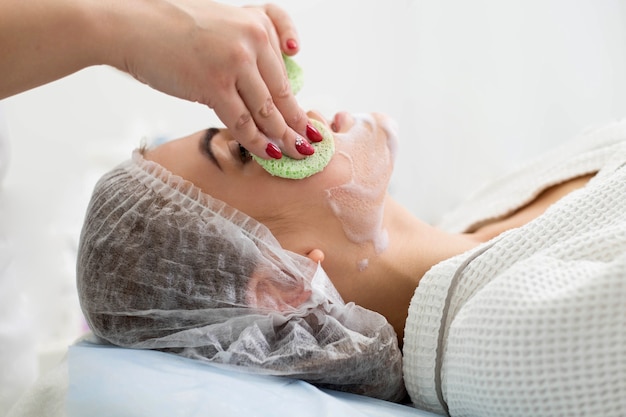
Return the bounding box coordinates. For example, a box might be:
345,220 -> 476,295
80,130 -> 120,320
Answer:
77,151 -> 405,402
404,120 -> 626,416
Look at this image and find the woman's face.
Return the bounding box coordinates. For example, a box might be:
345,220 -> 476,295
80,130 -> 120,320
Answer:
144,110 -> 397,252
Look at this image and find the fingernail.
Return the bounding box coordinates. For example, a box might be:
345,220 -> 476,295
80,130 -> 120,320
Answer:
306,123 -> 323,143
286,39 -> 298,51
266,143 -> 282,159
295,136 -> 315,156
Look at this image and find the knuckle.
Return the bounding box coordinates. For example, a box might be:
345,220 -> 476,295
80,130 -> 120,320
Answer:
235,112 -> 253,130
228,44 -> 253,66
277,77 -> 291,99
259,97 -> 275,118
245,17 -> 271,46
211,73 -> 234,92
204,81 -> 232,110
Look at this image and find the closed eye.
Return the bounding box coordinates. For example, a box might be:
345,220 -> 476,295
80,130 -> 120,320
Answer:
238,143 -> 252,163
200,128 -> 222,170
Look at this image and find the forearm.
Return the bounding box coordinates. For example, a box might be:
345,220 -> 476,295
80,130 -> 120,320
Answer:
0,0 -> 114,99
0,0 -> 308,160
0,0 -> 215,99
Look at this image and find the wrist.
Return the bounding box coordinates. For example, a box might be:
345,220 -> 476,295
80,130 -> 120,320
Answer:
82,0 -> 126,69
86,0 -> 186,75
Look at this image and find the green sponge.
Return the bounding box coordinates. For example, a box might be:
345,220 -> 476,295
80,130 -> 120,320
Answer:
251,57 -> 334,179
283,54 -> 303,94
253,119 -> 334,179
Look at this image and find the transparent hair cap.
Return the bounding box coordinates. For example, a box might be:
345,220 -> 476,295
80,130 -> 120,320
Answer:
77,150 -> 405,401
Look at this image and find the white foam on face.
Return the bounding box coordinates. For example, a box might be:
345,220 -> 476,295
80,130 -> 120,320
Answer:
325,114 -> 398,269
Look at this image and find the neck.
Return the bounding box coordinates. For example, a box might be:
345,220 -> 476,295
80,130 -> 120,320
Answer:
321,196 -> 478,343
318,173 -> 596,344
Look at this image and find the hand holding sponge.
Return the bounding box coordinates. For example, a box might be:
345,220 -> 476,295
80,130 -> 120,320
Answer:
252,55 -> 335,179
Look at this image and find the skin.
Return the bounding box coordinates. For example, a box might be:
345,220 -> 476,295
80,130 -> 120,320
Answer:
145,110 -> 594,343
0,0 -> 309,160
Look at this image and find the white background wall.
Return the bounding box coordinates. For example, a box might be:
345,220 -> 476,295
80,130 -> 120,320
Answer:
1,0 -> 626,411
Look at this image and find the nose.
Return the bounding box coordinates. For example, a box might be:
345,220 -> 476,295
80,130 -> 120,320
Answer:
331,112 -> 355,133
306,110 -> 355,133
306,110 -> 330,129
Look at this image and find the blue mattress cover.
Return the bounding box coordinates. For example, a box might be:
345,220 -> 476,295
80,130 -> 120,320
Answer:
67,341 -> 440,417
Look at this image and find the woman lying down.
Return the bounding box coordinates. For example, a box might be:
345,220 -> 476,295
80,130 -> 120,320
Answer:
77,110 -> 626,417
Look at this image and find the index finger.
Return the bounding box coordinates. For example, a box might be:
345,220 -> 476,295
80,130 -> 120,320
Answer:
254,48 -> 309,148
238,48 -> 308,160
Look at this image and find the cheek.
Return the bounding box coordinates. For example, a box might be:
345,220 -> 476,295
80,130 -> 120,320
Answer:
219,178 -> 304,221
336,116 -> 395,175
318,115 -> 396,253
307,149 -> 354,191
322,116 -> 395,192
193,175 -> 261,218
223,185 -> 269,217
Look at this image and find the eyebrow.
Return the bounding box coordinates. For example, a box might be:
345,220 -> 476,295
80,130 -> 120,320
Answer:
200,128 -> 222,171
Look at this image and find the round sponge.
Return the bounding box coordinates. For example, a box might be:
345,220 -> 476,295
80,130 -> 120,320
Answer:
283,54 -> 303,95
252,119 -> 335,179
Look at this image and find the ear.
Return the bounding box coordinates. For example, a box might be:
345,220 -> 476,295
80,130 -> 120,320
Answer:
305,248 -> 325,264
247,265 -> 312,311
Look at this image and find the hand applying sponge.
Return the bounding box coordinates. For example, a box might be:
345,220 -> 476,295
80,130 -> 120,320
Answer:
253,118 -> 334,179
252,55 -> 335,179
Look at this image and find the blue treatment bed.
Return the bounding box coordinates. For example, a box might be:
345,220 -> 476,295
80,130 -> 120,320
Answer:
65,340 -> 439,417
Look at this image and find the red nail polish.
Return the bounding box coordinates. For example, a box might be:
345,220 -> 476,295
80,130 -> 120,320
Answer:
286,39 -> 298,51
266,143 -> 282,159
295,137 -> 315,156
306,123 -> 323,143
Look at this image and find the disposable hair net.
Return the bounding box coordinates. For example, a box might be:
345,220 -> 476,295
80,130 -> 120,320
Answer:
77,150 -> 405,402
